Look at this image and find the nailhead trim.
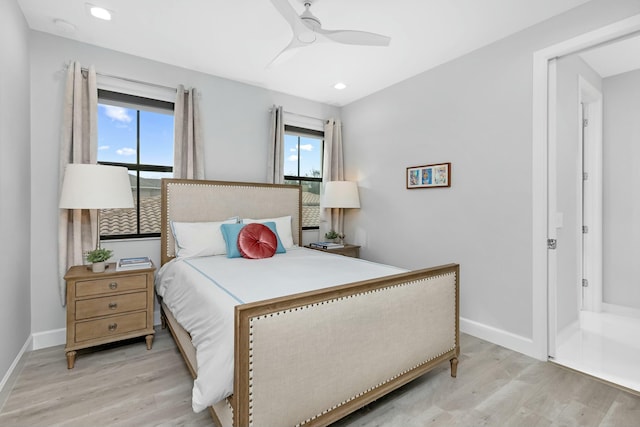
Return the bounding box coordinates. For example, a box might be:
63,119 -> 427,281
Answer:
247,271 -> 457,426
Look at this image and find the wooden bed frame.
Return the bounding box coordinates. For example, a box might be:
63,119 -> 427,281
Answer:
159,178 -> 460,427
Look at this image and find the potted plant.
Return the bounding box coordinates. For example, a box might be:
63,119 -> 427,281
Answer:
86,248 -> 113,273
325,230 -> 344,243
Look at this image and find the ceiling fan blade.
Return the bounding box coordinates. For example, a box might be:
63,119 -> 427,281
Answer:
317,29 -> 391,46
266,37 -> 306,68
269,0 -> 309,36
268,0 -> 390,67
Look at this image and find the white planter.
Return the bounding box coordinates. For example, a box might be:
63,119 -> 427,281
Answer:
92,261 -> 106,273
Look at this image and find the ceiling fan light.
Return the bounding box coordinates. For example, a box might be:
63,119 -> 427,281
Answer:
334,83 -> 347,90
297,30 -> 316,44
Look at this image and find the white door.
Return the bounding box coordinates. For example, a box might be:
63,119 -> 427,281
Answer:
546,58 -> 582,359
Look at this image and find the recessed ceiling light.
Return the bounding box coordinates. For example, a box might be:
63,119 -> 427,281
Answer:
88,4 -> 112,20
334,83 -> 347,90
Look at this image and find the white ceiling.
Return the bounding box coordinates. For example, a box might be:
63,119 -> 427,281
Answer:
18,0 -> 593,106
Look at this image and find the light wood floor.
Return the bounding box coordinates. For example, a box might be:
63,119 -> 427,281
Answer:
1,329 -> 638,426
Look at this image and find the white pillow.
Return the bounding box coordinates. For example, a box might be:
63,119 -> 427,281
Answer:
171,219 -> 238,258
243,215 -> 295,249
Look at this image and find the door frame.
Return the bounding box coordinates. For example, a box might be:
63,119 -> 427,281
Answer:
578,77 -> 603,314
531,14 -> 640,360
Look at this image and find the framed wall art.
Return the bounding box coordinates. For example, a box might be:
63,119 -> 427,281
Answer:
406,162 -> 451,189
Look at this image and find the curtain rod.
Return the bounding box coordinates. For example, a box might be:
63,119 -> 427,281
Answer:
271,108 -> 326,123
77,66 -> 188,94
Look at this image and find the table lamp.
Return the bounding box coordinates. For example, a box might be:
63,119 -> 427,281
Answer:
59,164 -> 134,250
322,181 -> 360,241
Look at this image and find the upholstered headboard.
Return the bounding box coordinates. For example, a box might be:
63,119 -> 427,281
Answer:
160,179 -> 302,266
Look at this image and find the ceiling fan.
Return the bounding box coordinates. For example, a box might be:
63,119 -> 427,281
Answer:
268,0 -> 391,66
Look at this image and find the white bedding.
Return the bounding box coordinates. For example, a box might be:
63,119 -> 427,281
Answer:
155,247 -> 407,412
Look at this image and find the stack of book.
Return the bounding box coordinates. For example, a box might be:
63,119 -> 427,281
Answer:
116,256 -> 152,271
310,242 -> 345,249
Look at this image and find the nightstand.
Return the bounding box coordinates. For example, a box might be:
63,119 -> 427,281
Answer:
64,262 -> 156,369
305,244 -> 361,258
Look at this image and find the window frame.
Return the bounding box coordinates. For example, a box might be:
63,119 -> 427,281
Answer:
97,89 -> 174,240
283,125 -> 324,230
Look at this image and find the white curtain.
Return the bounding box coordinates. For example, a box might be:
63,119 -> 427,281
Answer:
174,86 -> 204,179
58,62 -> 98,306
320,118 -> 344,236
267,105 -> 284,184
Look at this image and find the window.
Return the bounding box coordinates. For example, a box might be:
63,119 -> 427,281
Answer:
283,125 -> 324,229
97,89 -> 174,239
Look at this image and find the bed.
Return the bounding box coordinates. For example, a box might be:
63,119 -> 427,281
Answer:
156,178 -> 460,427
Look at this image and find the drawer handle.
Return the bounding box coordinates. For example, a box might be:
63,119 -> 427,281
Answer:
109,282 -> 118,290
108,323 -> 118,332
108,302 -> 118,310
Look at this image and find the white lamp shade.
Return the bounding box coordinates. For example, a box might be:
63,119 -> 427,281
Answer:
323,181 -> 361,209
59,164 -> 134,209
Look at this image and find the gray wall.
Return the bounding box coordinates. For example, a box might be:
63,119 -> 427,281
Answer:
555,55 -> 601,332
341,0 -> 640,345
29,32 -> 339,335
603,69 -> 640,310
0,0 -> 31,389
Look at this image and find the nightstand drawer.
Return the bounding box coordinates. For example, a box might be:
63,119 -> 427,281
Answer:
64,263 -> 156,368
75,274 -> 147,297
75,311 -> 148,342
75,291 -> 147,320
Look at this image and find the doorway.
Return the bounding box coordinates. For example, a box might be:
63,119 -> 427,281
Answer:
546,61 -> 603,361
532,14 -> 640,391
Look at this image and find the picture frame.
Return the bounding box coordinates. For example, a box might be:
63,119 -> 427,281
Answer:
406,162 -> 451,189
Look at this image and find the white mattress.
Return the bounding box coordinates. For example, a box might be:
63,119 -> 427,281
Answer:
155,247 -> 407,412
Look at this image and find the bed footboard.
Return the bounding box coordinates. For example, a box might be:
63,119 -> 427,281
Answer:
234,263 -> 459,427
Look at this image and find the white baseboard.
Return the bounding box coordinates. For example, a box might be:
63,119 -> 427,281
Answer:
460,317 -> 538,359
32,328 -> 66,350
602,302 -> 640,319
0,335 -> 32,409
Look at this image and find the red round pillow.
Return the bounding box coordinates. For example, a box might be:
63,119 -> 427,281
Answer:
237,223 -> 278,259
